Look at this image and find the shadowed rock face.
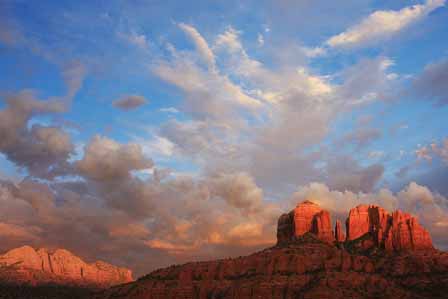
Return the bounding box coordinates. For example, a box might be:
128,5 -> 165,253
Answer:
334,220 -> 345,242
94,201 -> 447,299
0,246 -> 133,288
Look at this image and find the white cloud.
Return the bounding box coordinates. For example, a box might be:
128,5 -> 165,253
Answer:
178,23 -> 216,70
159,107 -> 179,114
301,46 -> 326,58
257,33 -> 264,46
118,31 -> 150,50
326,0 -> 445,49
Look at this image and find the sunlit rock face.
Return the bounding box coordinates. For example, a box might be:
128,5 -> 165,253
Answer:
345,205 -> 433,251
0,246 -> 133,287
277,200 -> 335,244
94,201 -> 447,299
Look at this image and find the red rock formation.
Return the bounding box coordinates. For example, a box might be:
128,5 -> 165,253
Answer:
276,212 -> 294,244
390,210 -> 433,251
93,202 -> 445,299
277,200 -> 334,244
293,200 -> 324,236
0,245 -> 133,287
95,240 -> 448,299
345,205 -> 433,251
311,210 -> 335,243
334,220 -> 345,242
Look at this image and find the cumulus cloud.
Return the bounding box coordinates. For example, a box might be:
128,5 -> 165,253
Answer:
112,95 -> 148,111
1,18 -> 436,279
337,56 -> 397,104
326,0 -> 445,49
0,169 -> 280,276
152,24 -> 396,195
412,58 -> 448,105
326,156 -> 384,193
77,135 -> 153,180
0,90 -> 74,178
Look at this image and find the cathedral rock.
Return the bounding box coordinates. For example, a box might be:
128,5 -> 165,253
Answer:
278,201 -> 433,252
95,201 -> 447,299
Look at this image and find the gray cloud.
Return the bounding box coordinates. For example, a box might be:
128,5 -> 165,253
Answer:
413,58 -> 448,105
340,127 -> 382,149
77,135 -> 153,180
326,156 -> 384,193
0,90 -> 73,178
113,95 -> 148,110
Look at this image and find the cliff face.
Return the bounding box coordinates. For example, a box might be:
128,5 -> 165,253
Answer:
0,246 -> 133,288
344,205 -> 433,252
279,202 -> 433,252
277,200 -> 335,244
95,201 -> 447,299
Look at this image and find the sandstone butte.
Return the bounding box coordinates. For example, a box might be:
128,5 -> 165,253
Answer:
0,245 -> 133,288
95,200 -> 448,299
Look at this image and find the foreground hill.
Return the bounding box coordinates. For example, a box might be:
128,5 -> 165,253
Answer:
95,201 -> 448,299
0,245 -> 133,288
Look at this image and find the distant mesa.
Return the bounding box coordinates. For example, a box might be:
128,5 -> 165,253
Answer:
0,245 -> 133,288
277,200 -> 433,252
95,200 -> 446,299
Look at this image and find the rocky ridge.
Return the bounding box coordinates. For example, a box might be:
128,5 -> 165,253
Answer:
95,201 -> 448,299
0,245 -> 133,288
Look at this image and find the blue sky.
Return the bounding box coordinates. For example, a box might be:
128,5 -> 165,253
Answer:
1,0 -> 448,275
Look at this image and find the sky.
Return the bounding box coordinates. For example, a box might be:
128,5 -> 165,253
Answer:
1,0 -> 448,277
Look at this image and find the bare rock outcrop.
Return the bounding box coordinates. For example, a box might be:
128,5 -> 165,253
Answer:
334,219 -> 345,242
277,200 -> 335,244
93,201 -> 446,299
0,246 -> 133,287
345,205 -> 433,251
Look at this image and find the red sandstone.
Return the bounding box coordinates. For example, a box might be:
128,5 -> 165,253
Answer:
0,245 -> 133,287
94,201 -> 445,299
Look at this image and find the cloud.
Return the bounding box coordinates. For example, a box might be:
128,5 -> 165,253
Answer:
0,168 -> 280,276
0,90 -> 73,178
416,138 -> 448,163
326,156 -> 384,193
112,95 -> 148,111
1,17 -> 439,279
326,0 -> 445,49
0,223 -> 41,241
159,107 -> 179,114
118,31 -> 150,50
416,145 -> 433,162
152,25 -> 398,196
77,135 -> 153,180
337,56 -> 397,104
340,127 -> 382,149
62,61 -> 87,100
412,58 -> 448,105
178,23 -> 216,70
